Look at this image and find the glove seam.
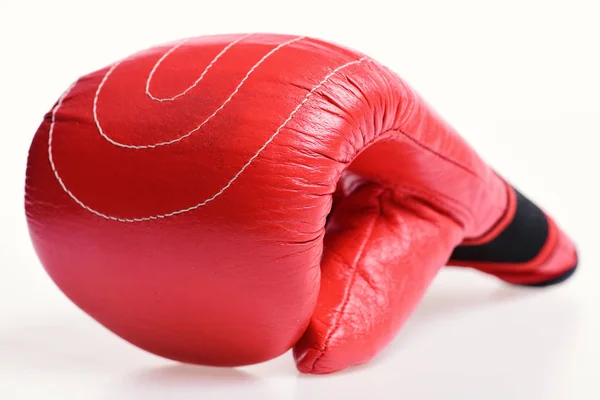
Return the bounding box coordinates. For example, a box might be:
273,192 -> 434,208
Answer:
308,198 -> 381,372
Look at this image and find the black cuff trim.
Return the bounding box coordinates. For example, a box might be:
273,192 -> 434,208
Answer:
450,188 -> 548,264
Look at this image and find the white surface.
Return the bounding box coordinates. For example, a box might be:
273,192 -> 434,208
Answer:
1,0 -> 599,398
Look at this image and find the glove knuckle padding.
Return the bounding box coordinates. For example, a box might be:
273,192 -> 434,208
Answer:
25,33 -> 578,373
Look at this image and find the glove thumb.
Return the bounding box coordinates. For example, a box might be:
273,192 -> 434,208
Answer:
293,175 -> 463,373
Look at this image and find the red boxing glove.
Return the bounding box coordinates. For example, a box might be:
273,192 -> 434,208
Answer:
25,33 -> 577,374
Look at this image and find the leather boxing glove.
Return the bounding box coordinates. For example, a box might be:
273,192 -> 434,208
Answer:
25,33 -> 578,374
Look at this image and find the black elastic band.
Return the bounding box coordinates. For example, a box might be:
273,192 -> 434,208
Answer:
450,188 -> 548,264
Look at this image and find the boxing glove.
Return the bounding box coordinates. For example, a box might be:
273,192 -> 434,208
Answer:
25,33 -> 577,374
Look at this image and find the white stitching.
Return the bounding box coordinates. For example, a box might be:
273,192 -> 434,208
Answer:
94,35 -> 305,149
48,83 -> 142,222
49,56 -> 369,222
145,34 -> 253,102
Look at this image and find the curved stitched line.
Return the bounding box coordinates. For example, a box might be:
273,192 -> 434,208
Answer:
49,58 -> 369,222
52,52 -> 490,224
93,35 -> 305,149
145,34 -> 252,102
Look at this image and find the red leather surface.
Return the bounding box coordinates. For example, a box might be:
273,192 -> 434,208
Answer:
25,33 -> 577,373
294,180 -> 463,372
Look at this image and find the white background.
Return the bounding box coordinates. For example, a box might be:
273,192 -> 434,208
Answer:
1,0 -> 599,398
